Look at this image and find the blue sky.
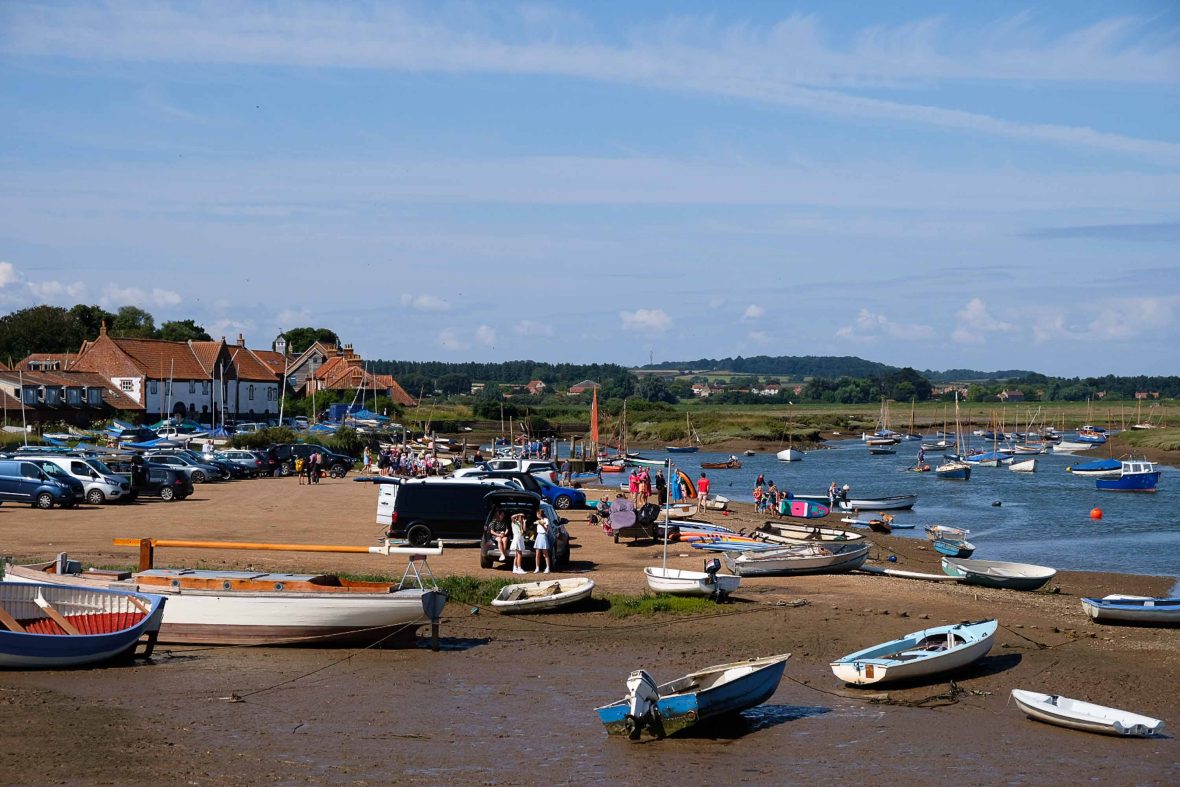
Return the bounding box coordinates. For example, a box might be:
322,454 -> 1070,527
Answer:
1,1 -> 1178,375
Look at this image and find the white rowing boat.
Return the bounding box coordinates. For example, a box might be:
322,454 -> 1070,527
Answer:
1010,689 -> 1164,737
490,578 -> 594,613
831,619 -> 996,685
643,567 -> 740,598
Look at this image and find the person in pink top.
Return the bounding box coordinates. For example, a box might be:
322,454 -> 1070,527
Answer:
628,469 -> 640,503
638,468 -> 651,505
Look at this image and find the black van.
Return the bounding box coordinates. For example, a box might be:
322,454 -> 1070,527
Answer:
366,477 -> 519,546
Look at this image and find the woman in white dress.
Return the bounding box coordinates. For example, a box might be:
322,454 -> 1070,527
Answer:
533,514 -> 551,574
509,514 -> 527,574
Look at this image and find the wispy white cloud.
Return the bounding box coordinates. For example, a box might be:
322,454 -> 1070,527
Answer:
26,280 -> 89,301
742,304 -> 765,321
620,308 -> 671,332
514,320 -> 554,337
475,324 -> 496,346
208,318 -> 254,342
837,308 -> 934,343
952,298 -> 1014,345
0,262 -> 17,288
3,4 -> 1177,160
1033,297 -> 1178,344
437,328 -> 467,350
400,294 -> 451,312
101,284 -> 181,309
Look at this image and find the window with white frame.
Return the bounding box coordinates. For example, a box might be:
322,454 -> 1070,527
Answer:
120,380 -> 134,392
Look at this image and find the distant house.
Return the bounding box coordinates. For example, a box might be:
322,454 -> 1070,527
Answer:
525,380 -> 546,395
568,380 -> 600,395
760,383 -> 781,397
691,383 -> 713,398
470,383 -> 486,395
998,389 -> 1025,402
307,344 -> 416,406
0,368 -> 139,425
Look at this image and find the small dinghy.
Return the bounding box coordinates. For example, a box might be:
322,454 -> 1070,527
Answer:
1008,458 -> 1037,473
1080,595 -> 1180,626
0,582 -> 166,668
724,542 -> 869,576
595,653 -> 790,739
1010,689 -> 1164,737
941,557 -> 1056,591
703,494 -> 729,511
490,578 -> 595,614
644,560 -> 740,599
759,522 -> 865,543
831,619 -> 996,685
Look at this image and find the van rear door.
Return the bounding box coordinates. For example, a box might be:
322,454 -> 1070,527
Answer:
376,483 -> 398,526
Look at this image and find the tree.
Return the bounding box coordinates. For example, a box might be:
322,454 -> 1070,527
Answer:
158,319 -> 212,342
637,375 -> 677,404
68,304 -> 115,340
110,306 -> 156,338
0,305 -> 85,362
437,373 -> 471,396
281,327 -> 340,354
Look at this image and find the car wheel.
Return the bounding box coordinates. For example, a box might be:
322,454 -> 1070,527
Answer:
554,494 -> 572,510
191,470 -> 206,484
86,489 -> 106,505
406,523 -> 432,547
276,462 -> 291,477
160,487 -> 175,501
35,492 -> 55,510
329,464 -> 346,478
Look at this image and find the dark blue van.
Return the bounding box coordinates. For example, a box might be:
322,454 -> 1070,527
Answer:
0,459 -> 84,509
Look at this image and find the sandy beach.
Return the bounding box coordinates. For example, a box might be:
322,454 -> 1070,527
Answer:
1,475 -> 1177,784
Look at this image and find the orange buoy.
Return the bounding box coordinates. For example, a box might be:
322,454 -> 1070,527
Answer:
1090,507 -> 1103,520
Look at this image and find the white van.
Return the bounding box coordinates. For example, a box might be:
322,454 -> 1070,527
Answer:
26,456 -> 130,505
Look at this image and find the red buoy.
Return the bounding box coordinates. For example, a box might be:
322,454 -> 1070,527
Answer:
1090,507 -> 1103,520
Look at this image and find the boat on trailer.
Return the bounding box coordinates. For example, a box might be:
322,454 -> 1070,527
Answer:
0,582 -> 166,668
1010,689 -> 1164,737
831,619 -> 996,686
595,653 -> 790,739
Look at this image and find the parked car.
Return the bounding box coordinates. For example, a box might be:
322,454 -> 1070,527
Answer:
159,448 -> 238,480
136,465 -> 193,501
456,469 -> 585,509
479,492 -> 570,569
234,422 -> 264,434
478,458 -> 558,482
0,459 -> 84,509
144,453 -> 221,484
213,449 -> 266,478
366,476 -> 518,546
22,456 -> 131,505
266,443 -> 354,478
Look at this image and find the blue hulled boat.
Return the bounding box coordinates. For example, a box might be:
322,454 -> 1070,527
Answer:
1095,460 -> 1160,492
595,654 -> 790,739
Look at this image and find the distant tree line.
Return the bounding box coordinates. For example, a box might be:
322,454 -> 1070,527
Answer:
367,359 -> 636,401
642,354 -> 896,379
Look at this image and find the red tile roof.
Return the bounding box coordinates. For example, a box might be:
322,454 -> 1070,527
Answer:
230,347 -> 280,382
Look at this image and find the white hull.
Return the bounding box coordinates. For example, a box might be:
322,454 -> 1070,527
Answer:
838,495 -> 918,511
1053,441 -> 1094,454
3,563 -> 440,646
491,578 -> 594,613
703,494 -> 729,511
1010,690 -> 1164,737
776,449 -> 804,462
759,522 -> 866,543
662,503 -> 699,520
1008,459 -> 1037,473
726,543 -> 869,576
644,567 -> 741,597
831,620 -> 996,685
1081,595 -> 1180,625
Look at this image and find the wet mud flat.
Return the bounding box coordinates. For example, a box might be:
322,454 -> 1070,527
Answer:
2,598 -> 1177,786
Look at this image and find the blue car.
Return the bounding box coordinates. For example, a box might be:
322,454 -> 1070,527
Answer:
533,475 -> 587,510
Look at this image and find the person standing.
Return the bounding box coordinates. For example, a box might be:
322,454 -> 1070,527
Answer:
654,469 -> 667,505
766,480 -> 779,516
628,469 -> 640,504
509,514 -> 527,574
308,451 -> 320,485
295,456 -> 305,485
697,472 -> 710,503
827,481 -> 838,508
362,446 -> 372,474
638,467 -> 651,506
560,458 -> 571,486
533,514 -> 551,574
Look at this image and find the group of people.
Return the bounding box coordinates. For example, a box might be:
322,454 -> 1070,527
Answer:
827,481 -> 851,507
626,467 -> 668,506
488,506 -> 557,575
361,445 -> 449,478
294,451 -> 325,485
752,473 -> 792,515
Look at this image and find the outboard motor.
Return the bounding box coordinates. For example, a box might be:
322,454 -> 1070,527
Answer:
624,669 -> 663,740
702,558 -> 728,602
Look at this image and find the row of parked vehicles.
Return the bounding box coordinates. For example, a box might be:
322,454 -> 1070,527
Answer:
0,441 -> 358,508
